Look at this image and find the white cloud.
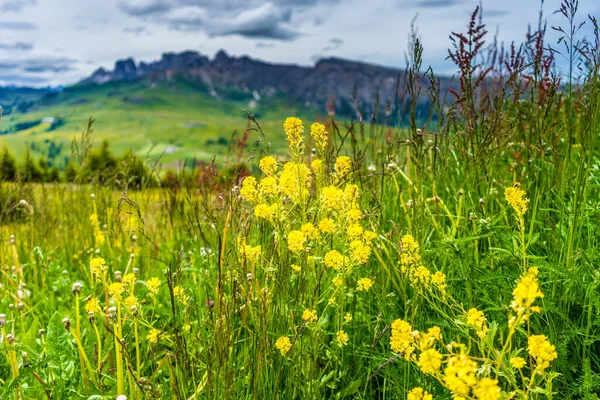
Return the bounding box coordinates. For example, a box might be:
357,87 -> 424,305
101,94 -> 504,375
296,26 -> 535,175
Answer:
0,0 -> 597,86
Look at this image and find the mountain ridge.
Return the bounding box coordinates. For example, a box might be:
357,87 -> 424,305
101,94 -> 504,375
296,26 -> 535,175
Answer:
81,49 -> 452,115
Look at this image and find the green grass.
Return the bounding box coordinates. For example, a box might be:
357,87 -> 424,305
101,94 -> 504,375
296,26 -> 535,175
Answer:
0,77 -> 317,168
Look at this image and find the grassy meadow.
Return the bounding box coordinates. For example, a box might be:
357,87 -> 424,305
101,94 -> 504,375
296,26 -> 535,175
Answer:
1,3 -> 600,400
0,77 -> 314,169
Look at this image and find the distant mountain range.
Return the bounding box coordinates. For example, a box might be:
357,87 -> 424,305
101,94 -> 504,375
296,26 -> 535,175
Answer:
0,50 -> 457,167
80,50 -> 454,116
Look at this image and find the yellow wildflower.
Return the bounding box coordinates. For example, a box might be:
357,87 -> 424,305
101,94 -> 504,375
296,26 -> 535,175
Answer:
122,273 -> 136,285
347,223 -> 364,240
254,203 -> 275,220
85,297 -> 101,314
242,244 -> 261,263
346,208 -> 362,223
418,348 -> 443,374
147,328 -> 160,344
528,334 -> 557,370
173,286 -> 190,304
310,122 -> 328,153
124,295 -> 138,309
275,336 -> 292,356
302,309 -> 318,323
505,185 -> 528,216
311,158 -> 323,174
473,378 -> 501,400
301,222 -> 319,240
259,156 -> 277,175
240,176 -> 258,202
318,218 -> 335,233
284,117 -> 304,156
357,277 -> 374,291
108,282 -> 124,299
336,330 -> 349,346
390,318 -> 414,354
291,264 -> 301,272
467,308 -> 489,339
349,240 -> 371,265
443,354 -> 478,396
364,230 -> 378,242
344,313 -> 352,322
279,162 -> 311,203
287,230 -> 306,253
321,186 -> 345,211
510,357 -> 526,369
334,156 -> 352,179
259,176 -> 279,195
146,277 -> 160,297
90,257 -> 107,277
511,267 -> 543,315
407,387 -> 433,400
324,250 -> 344,270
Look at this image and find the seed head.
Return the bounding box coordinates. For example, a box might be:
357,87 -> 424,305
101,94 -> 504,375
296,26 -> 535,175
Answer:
114,271 -> 122,282
6,334 -> 15,344
72,282 -> 82,294
62,317 -> 71,331
0,314 -> 6,326
108,306 -> 117,320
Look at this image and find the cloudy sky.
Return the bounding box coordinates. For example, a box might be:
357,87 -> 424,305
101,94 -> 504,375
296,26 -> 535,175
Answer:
0,0 -> 597,87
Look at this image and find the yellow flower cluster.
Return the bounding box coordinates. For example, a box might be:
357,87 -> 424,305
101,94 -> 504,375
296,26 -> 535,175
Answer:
259,156 -> 277,175
146,277 -> 161,298
528,334 -> 558,370
89,257 -> 107,278
302,309 -> 318,323
287,230 -> 306,253
505,185 -> 528,217
310,122 -> 328,154
239,241 -> 261,263
407,388 -> 433,400
275,336 -> 292,356
324,250 -> 345,270
284,117 -> 305,157
390,318 -> 414,356
511,267 -> 543,315
334,156 -> 352,180
466,308 -> 489,339
356,277 -> 373,291
336,330 -> 349,346
398,234 -> 446,293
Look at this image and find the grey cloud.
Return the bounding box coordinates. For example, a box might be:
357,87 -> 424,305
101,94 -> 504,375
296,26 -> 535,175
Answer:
0,21 -> 37,30
416,0 -> 461,8
207,3 -> 297,40
322,38 -> 344,52
0,0 -> 37,13
0,41 -> 33,51
119,0 -> 172,17
0,57 -> 78,74
256,42 -> 276,49
0,73 -> 52,86
118,0 -> 340,40
123,26 -> 149,36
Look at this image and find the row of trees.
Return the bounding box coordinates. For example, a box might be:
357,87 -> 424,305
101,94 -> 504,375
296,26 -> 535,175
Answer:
1,141 -> 157,188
